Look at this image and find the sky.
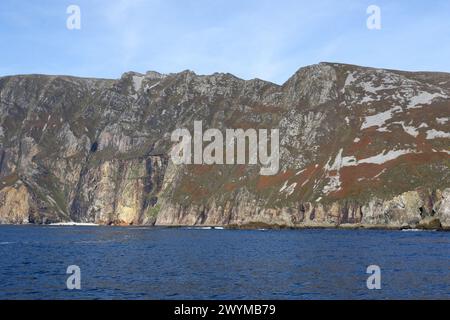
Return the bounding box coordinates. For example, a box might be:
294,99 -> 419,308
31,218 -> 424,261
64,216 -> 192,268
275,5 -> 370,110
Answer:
0,0 -> 450,84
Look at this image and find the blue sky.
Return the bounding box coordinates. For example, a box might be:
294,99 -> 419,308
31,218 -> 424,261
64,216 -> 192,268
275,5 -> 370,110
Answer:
1,0 -> 450,84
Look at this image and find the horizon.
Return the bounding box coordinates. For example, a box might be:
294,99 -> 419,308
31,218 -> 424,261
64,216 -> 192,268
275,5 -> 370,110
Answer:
3,61 -> 450,85
1,0 -> 450,84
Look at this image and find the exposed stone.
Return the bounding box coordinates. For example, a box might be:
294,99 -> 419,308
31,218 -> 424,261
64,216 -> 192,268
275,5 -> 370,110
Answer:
0,63 -> 449,228
0,184 -> 30,224
417,217 -> 442,230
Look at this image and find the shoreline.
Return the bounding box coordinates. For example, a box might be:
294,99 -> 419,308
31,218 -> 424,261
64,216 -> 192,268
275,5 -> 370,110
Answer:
1,222 -> 448,232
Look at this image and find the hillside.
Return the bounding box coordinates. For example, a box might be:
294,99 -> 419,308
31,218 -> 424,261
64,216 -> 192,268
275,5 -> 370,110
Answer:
0,63 -> 449,229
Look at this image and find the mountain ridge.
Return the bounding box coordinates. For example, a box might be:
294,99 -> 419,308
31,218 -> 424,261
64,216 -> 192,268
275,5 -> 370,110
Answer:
4,61 -> 450,87
0,62 -> 449,229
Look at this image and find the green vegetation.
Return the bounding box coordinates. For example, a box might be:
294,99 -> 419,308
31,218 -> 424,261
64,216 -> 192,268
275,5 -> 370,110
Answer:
147,204 -> 161,218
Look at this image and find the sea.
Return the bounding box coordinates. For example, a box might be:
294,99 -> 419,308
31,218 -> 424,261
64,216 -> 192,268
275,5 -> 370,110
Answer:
0,225 -> 448,299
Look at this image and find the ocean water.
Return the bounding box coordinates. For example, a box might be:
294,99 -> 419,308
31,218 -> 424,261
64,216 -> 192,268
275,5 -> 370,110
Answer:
0,225 -> 448,300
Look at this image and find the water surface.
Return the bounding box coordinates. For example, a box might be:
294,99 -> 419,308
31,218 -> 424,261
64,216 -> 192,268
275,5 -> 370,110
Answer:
0,226 -> 448,299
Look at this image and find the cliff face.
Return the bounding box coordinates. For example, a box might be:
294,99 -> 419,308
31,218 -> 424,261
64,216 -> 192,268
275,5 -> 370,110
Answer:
0,63 -> 449,228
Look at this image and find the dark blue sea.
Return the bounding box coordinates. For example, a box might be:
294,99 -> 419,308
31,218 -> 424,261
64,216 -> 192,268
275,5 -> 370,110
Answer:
0,225 -> 448,300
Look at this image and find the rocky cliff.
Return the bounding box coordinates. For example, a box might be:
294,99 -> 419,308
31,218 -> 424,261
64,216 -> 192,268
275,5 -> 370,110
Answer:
0,63 -> 449,229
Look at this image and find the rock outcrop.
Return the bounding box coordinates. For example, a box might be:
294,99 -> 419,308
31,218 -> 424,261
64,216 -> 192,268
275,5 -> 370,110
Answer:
0,63 -> 449,229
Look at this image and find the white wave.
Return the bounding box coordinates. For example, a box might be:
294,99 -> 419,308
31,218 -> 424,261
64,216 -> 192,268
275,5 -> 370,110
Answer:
186,227 -> 214,230
49,222 -> 99,227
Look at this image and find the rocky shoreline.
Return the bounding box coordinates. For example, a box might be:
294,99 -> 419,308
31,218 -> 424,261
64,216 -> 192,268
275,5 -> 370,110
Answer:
2,221 -> 448,232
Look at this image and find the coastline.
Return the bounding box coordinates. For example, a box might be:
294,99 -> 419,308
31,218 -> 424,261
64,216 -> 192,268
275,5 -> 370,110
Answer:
1,222 -> 447,231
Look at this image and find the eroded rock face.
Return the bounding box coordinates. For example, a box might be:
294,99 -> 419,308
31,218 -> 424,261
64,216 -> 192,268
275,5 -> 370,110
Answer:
0,183 -> 31,224
156,188 -> 450,229
69,155 -> 168,225
0,63 -> 449,227
435,189 -> 450,226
